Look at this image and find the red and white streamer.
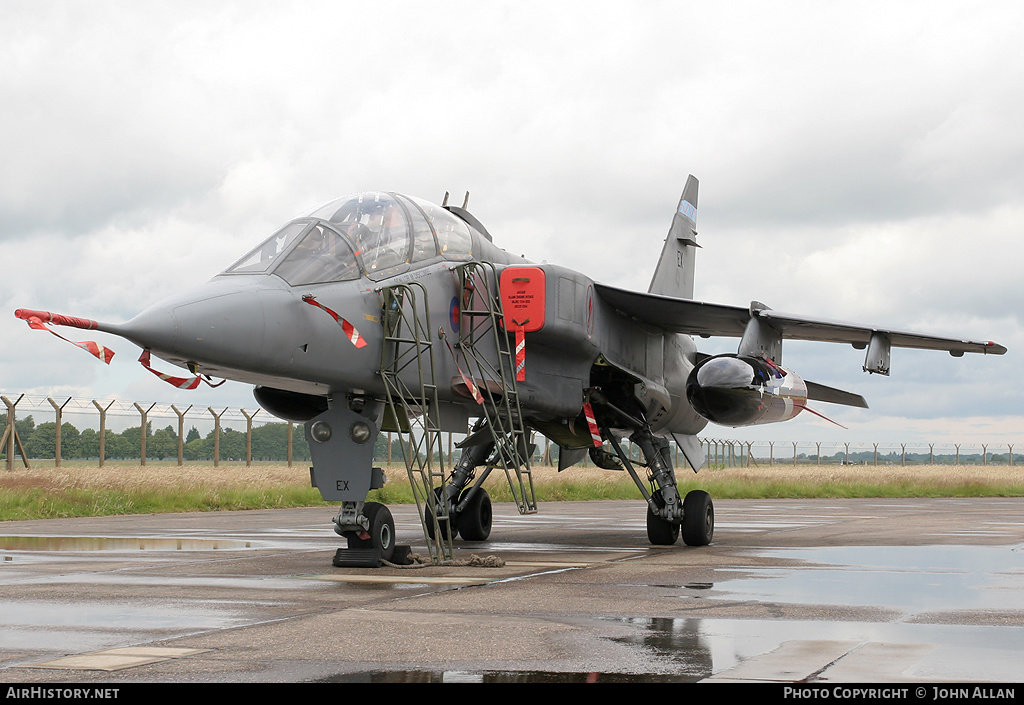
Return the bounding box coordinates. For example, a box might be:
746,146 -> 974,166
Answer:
440,331 -> 484,405
16,309 -> 115,364
514,325 -> 526,382
301,295 -> 367,348
139,350 -> 224,390
16,308 -> 225,390
582,402 -> 602,447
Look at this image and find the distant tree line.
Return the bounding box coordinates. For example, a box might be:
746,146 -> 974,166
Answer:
4,411 -> 1015,466
3,414 -> 464,464
1,414 -> 313,462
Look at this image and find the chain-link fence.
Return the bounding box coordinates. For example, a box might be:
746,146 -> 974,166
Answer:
700,438 -> 1017,467
3,393 -> 1018,469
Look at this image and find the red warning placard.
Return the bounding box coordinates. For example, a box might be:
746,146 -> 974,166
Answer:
499,267 -> 546,332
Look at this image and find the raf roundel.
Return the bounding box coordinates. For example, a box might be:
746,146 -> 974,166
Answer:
449,296 -> 460,333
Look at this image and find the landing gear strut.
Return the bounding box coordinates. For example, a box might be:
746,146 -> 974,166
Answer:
597,411 -> 714,547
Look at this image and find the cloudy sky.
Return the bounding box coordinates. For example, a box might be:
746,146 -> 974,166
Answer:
1,1 -> 1021,449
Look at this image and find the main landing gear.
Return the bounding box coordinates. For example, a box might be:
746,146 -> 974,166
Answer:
426,436 -> 496,542
628,430 -> 714,547
588,395 -> 714,547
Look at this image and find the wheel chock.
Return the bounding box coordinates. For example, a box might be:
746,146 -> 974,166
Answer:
332,544 -> 414,568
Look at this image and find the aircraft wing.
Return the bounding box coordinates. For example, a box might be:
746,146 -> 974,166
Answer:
594,283 -> 1007,356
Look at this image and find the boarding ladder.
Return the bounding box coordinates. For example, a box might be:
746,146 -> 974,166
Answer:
378,282 -> 454,565
451,262 -> 537,515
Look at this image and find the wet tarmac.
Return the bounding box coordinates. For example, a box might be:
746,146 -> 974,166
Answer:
1,498 -> 1022,683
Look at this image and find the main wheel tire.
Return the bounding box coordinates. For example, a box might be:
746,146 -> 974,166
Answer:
681,490 -> 714,546
646,504 -> 680,545
424,488 -> 458,540
458,488 -> 493,541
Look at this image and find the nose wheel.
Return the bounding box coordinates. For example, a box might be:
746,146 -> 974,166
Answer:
333,502 -> 412,567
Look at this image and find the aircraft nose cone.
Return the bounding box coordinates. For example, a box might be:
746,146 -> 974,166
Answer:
117,304 -> 178,353
170,292 -> 265,363
118,278 -> 267,366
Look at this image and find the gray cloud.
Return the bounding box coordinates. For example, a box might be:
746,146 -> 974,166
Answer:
1,1 -> 1020,443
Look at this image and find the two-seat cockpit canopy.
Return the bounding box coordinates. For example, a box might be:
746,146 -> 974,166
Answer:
223,192 -> 479,285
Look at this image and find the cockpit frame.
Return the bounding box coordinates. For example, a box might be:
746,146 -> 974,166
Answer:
221,191 -> 478,286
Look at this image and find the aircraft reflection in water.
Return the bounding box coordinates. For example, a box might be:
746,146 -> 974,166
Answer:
16,177 -> 1006,566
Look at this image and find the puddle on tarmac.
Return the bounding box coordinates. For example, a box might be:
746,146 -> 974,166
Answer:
0,598 -> 256,650
314,613 -> 1024,683
716,545 -> 1024,612
601,615 -> 1024,680
0,536 -> 251,551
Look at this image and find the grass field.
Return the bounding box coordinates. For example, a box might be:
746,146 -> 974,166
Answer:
1,460 -> 1022,521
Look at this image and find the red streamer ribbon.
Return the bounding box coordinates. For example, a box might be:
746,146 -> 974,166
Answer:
301,295 -> 367,348
514,325 -> 526,382
439,331 -> 484,405
17,310 -> 115,364
583,402 -> 602,448
139,351 -> 225,389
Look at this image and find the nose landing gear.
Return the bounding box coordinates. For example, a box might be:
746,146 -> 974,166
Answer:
332,501 -> 413,568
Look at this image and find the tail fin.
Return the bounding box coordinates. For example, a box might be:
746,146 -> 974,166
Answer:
648,175 -> 699,299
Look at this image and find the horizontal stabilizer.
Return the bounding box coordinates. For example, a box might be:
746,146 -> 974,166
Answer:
805,381 -> 868,409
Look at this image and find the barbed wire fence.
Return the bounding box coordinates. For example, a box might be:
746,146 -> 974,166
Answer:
2,393 -> 1019,470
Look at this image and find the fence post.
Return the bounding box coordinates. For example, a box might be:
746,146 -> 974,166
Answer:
287,422 -> 294,467
901,443 -> 906,466
769,441 -> 774,467
929,444 -> 934,464
92,400 -> 114,467
844,442 -> 850,465
873,443 -> 878,466
955,444 -> 960,465
241,408 -> 258,467
209,407 -> 227,467
2,395 -> 30,470
816,442 -> 821,466
792,441 -> 797,467
134,403 -> 156,466
1009,445 -> 1014,467
171,405 -> 192,466
47,397 -> 71,468
982,444 -> 988,466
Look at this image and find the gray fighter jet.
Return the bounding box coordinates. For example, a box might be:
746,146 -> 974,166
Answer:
16,177 -> 1006,566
